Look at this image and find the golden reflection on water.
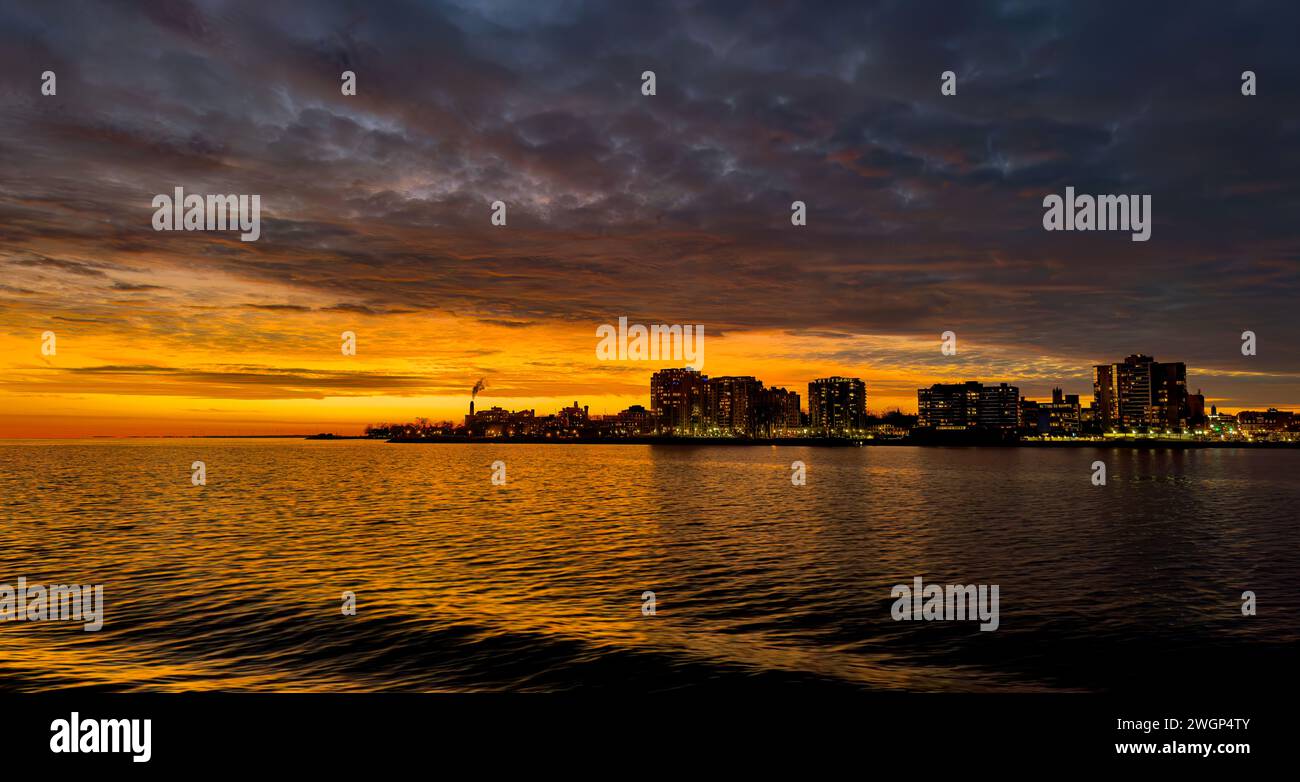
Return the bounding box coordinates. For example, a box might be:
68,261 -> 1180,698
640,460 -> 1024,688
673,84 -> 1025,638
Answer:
1,440 -> 1297,692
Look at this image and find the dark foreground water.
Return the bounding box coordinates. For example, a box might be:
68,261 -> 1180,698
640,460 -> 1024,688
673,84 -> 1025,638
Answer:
1,440 -> 1296,693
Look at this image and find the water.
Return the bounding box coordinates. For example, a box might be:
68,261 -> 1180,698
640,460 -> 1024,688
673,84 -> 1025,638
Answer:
1,440 -> 1296,693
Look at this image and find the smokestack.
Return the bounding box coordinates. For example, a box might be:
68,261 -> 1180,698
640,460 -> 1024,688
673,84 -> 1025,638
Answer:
469,377 -> 486,419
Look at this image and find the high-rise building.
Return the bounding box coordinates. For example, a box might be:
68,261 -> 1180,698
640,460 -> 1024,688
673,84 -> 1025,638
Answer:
1093,364 -> 1118,426
1093,354 -> 1190,430
650,368 -> 707,434
650,369 -> 807,438
1116,354 -> 1155,425
703,376 -> 764,436
807,377 -> 866,434
918,381 -> 1020,431
917,382 -> 982,429
978,383 -> 1020,431
1152,361 -> 1188,428
1187,389 -> 1206,429
759,386 -> 802,436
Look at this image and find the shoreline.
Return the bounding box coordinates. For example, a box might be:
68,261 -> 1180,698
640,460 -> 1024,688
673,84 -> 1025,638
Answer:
384,435 -> 1300,449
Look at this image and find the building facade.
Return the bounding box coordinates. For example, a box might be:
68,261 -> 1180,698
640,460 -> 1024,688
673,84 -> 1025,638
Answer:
917,381 -> 982,429
1021,387 -> 1081,435
759,386 -> 802,436
978,382 -> 1020,431
918,381 -> 1020,431
703,376 -> 764,436
807,377 -> 866,434
651,368 -> 807,437
1093,354 -> 1190,430
650,368 -> 707,434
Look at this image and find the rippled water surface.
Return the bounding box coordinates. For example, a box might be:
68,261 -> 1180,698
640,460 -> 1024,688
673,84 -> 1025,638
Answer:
1,440 -> 1296,692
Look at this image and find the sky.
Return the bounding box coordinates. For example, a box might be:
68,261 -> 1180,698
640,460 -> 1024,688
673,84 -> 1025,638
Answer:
1,0 -> 1297,436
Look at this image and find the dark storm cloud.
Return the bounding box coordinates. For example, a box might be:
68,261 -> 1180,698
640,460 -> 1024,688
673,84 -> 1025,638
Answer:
21,362 -> 445,399
0,0 -> 1297,402
110,280 -> 165,291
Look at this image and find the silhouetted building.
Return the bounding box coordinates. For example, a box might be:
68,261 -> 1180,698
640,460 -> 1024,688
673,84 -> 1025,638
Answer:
979,383 -> 1020,431
466,406 -> 535,437
1117,354 -> 1155,425
612,404 -> 653,436
1093,364 -> 1118,426
1187,390 -> 1206,429
558,400 -> 589,429
1020,387 -> 1081,435
917,382 -> 982,429
1093,354 -> 1190,430
759,386 -> 802,436
1020,397 -> 1039,430
650,368 -> 707,434
919,381 -> 1019,432
703,376 -> 764,436
651,369 -> 810,437
1237,408 -> 1296,433
808,377 -> 866,433
1152,361 -> 1188,429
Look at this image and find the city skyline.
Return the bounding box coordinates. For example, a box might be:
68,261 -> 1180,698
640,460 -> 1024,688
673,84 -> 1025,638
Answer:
383,351 -> 1291,442
6,344 -> 1298,438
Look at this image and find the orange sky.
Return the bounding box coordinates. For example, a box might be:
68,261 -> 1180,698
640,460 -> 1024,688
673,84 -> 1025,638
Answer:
2,235 -> 1289,437
0,297 -> 1270,437
0,314 -> 916,436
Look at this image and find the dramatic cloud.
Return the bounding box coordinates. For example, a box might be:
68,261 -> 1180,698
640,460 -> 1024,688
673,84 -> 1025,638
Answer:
1,0 -> 1297,433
